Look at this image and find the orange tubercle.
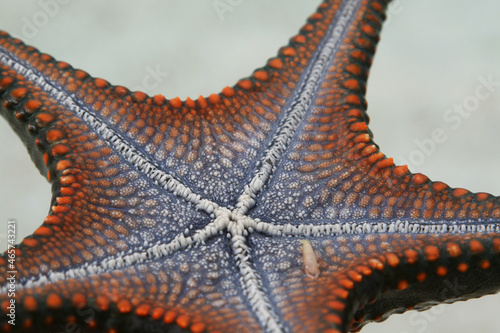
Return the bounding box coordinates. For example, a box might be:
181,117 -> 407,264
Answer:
25,99 -> 42,112
326,300 -> 346,311
385,253 -> 400,268
253,70 -> 269,81
190,323 -> 206,333
436,266 -> 448,277
338,278 -> 354,289
46,294 -> 63,309
136,304 -> 151,317
457,262 -> 469,273
349,122 -> 367,132
51,144 -> 70,156
416,272 -> 427,282
325,314 -> 342,325
94,78 -> 108,88
469,239 -> 485,254
56,159 -> 73,171
452,188 -> 469,198
476,192 -> 489,201
52,205 -> 70,213
209,93 -> 220,104
346,64 -> 362,76
281,47 -> 296,57
95,296 -> 110,311
367,152 -> 383,163
11,87 -> 28,100
344,94 -> 361,105
22,238 -> 39,247
362,24 -> 376,36
33,226 -> 52,237
46,129 -> 64,143
355,265 -> 372,276
56,196 -> 73,205
114,86 -> 128,95
423,245 -> 440,261
412,173 -> 428,185
222,86 -> 235,97
163,310 -> 177,324
71,294 -> 87,308
268,58 -> 283,69
197,96 -> 208,108
292,35 -> 306,43
492,238 -> 500,253
42,152 -> 49,166
397,280 -> 409,290
169,97 -> 183,108
117,299 -> 131,313
347,270 -> 363,283
310,12 -> 323,20
153,94 -> 166,105
393,165 -> 409,177
237,80 -> 252,90
330,286 -> 349,297
354,133 -> 370,143
151,307 -> 165,320
445,242 -> 462,257
59,175 -> 76,186
23,296 -> 38,312
36,113 -> 54,124
479,260 -> 490,270
375,158 -> 394,169
59,187 -> 75,196
0,77 -> 14,89
343,79 -> 360,90
432,181 -> 447,192
176,315 -> 190,329
133,91 -> 147,102
367,258 -> 384,271
185,97 -> 195,108
403,249 -> 419,264
74,70 -> 88,79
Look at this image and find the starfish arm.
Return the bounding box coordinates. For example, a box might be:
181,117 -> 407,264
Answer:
0,31 -> 215,293
3,1 -> 386,211
249,231 -> 500,332
3,238 -> 263,332
0,0 -> 499,332
246,1 -> 500,225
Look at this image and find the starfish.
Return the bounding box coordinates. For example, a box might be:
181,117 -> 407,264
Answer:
1,1 -> 500,333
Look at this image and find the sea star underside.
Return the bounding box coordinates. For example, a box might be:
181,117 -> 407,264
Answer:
1,1 -> 500,333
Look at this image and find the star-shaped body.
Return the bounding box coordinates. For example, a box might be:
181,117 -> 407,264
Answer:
0,0 -> 500,329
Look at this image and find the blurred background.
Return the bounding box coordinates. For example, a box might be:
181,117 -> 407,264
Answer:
0,1 -> 499,332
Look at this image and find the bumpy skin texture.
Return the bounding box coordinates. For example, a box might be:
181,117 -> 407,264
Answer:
0,0 -> 499,332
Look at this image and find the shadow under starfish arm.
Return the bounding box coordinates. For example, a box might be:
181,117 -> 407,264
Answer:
1,0 -> 500,332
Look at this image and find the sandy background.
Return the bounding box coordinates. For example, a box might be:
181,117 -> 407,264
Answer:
0,1 -> 499,332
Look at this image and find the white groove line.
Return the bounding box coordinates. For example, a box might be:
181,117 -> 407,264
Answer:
235,0 -> 360,215
228,219 -> 283,332
0,52 -> 219,216
4,211 -> 499,291
252,220 -> 500,237
10,208 -> 230,291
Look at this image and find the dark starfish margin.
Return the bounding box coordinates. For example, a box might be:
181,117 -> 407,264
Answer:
1,1 -> 500,333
